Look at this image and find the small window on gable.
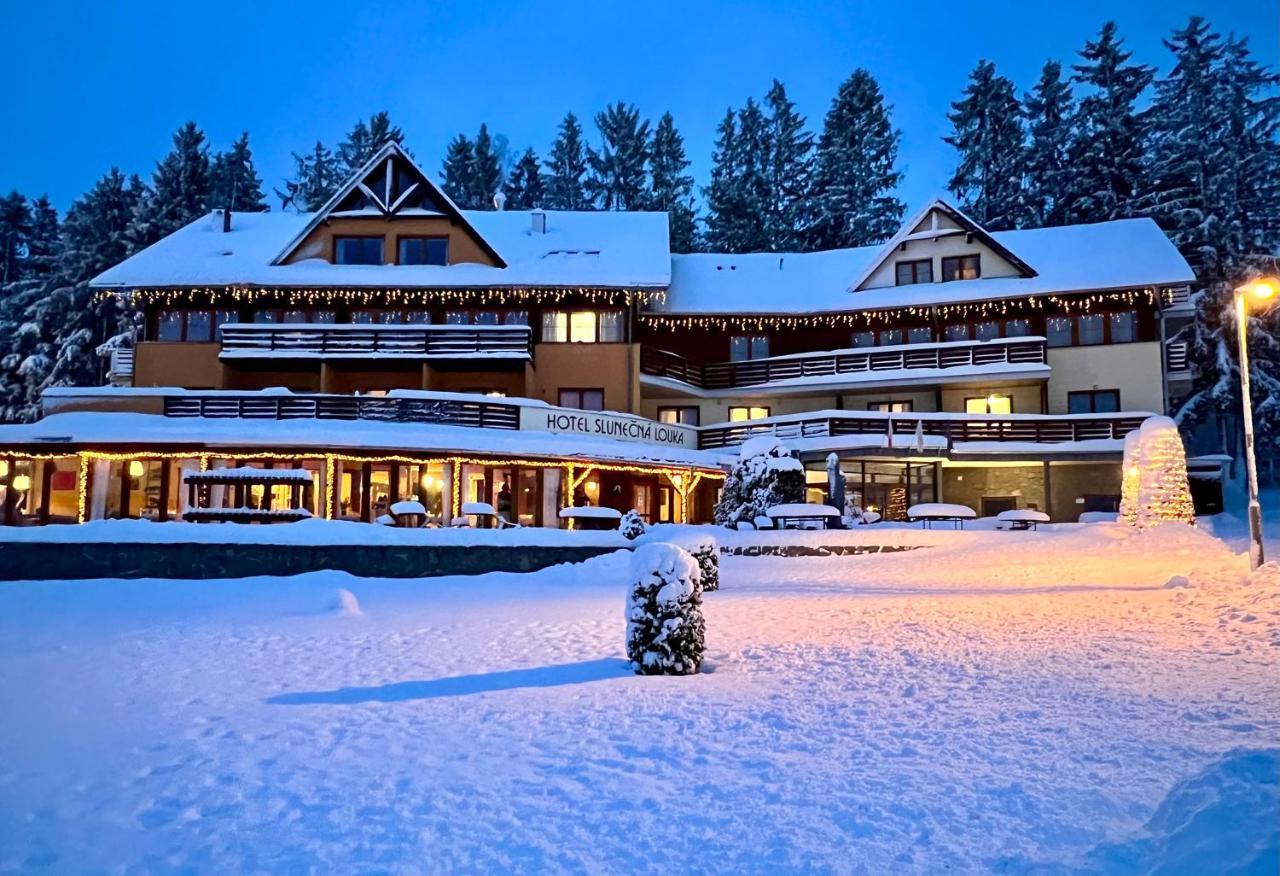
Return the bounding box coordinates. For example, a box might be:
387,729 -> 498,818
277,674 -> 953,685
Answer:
398,237 -> 448,266
335,237 -> 384,265
895,259 -> 933,286
942,254 -> 981,281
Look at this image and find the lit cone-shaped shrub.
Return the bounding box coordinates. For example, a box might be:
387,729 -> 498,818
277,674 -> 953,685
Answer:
619,508 -> 647,540
1118,430 -> 1142,526
626,543 -> 705,675
1134,416 -> 1195,527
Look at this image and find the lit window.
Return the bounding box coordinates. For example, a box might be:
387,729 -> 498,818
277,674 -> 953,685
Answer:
966,394 -> 1012,415
942,254 -> 981,281
156,310 -> 183,341
1109,311 -> 1136,343
895,259 -> 932,286
398,237 -> 448,266
868,401 -> 912,413
542,311 -> 568,342
569,312 -> 597,342
728,406 -> 770,422
334,236 -> 384,265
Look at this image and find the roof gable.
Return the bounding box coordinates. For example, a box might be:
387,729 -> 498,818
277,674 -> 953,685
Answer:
848,199 -> 1037,292
271,141 -> 507,267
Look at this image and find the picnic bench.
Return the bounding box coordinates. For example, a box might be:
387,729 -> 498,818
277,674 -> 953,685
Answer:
452,501 -> 518,529
766,503 -> 843,530
997,509 -> 1050,531
907,502 -> 977,530
558,506 -> 623,531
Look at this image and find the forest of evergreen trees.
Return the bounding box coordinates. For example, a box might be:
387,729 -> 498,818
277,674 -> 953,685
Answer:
0,18 -> 1276,474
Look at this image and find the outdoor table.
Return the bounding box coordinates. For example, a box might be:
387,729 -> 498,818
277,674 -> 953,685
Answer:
558,506 -> 622,531
997,509 -> 1051,531
907,502 -> 977,530
766,503 -> 843,530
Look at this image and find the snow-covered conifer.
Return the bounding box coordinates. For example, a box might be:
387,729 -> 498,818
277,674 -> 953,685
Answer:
209,132 -> 267,213
126,122 -> 211,248
945,60 -> 1032,230
544,112 -> 590,210
1022,61 -> 1076,228
470,124 -> 504,209
585,103 -> 650,211
625,542 -> 705,675
646,112 -> 697,253
504,148 -> 546,211
277,142 -> 340,212
619,508 -> 647,540
713,436 -> 805,526
763,80 -> 814,251
441,134 -> 477,208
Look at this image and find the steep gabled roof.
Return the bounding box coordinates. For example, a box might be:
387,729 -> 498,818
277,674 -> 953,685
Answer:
270,141 -> 507,267
847,199 -> 1037,292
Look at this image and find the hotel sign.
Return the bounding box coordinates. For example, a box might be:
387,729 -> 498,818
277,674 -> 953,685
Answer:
520,407 -> 697,448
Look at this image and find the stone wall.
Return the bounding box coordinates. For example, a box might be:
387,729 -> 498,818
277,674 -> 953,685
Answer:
940,461 -> 1121,521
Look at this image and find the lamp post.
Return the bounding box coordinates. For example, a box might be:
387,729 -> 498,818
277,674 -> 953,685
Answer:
1234,278 -> 1277,570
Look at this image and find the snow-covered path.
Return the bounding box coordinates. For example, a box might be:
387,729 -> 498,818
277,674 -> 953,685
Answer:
1,525 -> 1277,873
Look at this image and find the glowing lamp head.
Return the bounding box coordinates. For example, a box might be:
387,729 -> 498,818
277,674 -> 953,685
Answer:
11,474 -> 31,492
1238,278 -> 1278,303
128,460 -> 145,478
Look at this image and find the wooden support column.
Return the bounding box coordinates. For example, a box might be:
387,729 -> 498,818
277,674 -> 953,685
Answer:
360,463 -> 372,521
1043,461 -> 1054,520
320,362 -> 335,394
157,460 -> 172,522
117,463 -> 131,519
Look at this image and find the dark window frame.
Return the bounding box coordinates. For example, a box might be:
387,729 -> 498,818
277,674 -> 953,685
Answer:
964,394 -> 1014,415
894,258 -> 933,286
559,387 -> 605,411
657,406 -> 701,426
395,235 -> 450,266
866,400 -> 914,412
333,235 -> 386,266
729,334 -> 771,361
1067,389 -> 1121,414
941,254 -> 981,282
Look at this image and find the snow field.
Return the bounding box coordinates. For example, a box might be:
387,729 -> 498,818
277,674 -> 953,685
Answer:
0,523 -> 1276,873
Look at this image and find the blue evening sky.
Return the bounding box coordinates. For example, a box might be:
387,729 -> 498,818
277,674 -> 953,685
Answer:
3,0 -> 1275,213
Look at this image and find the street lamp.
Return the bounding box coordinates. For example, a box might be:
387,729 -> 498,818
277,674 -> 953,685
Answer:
1234,278 -> 1277,570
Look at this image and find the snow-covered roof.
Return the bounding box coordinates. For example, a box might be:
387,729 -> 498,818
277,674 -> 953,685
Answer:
659,218 -> 1195,316
90,209 -> 672,290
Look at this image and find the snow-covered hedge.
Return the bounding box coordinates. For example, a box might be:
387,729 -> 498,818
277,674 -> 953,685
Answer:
625,542 -> 705,675
714,436 -> 805,527
619,509 -> 647,540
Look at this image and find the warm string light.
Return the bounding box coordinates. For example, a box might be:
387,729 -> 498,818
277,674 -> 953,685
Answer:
640,289 -> 1160,332
106,286 -> 667,308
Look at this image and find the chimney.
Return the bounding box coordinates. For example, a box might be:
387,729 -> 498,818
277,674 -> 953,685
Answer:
493,191 -> 507,211
222,208 -> 232,233
531,209 -> 547,234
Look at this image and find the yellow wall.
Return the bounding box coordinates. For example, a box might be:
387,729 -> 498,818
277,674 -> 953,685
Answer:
283,216 -> 499,266
859,215 -> 1023,290
940,382 -> 1044,414
134,342 -> 223,388
531,343 -> 639,413
1046,342 -> 1164,413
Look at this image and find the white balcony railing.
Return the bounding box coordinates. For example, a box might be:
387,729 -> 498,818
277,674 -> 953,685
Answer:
217,323 -> 532,360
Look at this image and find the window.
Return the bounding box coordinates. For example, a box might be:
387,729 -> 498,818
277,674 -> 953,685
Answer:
1109,310 -> 1136,343
868,401 -> 913,413
906,326 -> 933,344
503,310 -> 529,326
942,254 -> 981,281
895,259 -> 933,286
975,320 -> 1000,342
944,324 -> 971,342
728,406 -> 771,422
1068,389 -> 1120,414
473,311 -> 499,326
1046,316 -> 1073,347
966,394 -> 1012,415
397,236 -> 448,266
1005,318 -> 1032,338
559,388 -> 604,411
353,310 -> 402,324
879,328 -> 904,346
185,311 -> 212,341
1078,313 -> 1104,345
851,330 -> 876,348
405,310 -> 432,325
447,309 -> 525,326
334,236 -> 384,265
311,310 -> 336,324
252,310 -> 280,323
657,406 -> 700,426
729,335 -> 770,361
283,310 -> 308,324
156,310 -> 183,341
540,311 -> 622,343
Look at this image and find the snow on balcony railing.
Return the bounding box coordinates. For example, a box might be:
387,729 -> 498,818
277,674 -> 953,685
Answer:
107,348 -> 134,386
1165,340 -> 1190,373
163,392 -> 521,430
217,323 -> 532,360
641,337 -> 1048,391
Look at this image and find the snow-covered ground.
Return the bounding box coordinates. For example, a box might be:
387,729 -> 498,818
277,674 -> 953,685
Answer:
1,523 -> 1277,872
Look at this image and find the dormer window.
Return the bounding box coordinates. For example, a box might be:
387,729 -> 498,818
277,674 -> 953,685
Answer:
895,259 -> 932,286
335,236 -> 384,265
398,236 -> 448,266
942,254 -> 980,281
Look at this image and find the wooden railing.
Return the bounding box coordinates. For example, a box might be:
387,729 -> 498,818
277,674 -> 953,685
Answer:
107,348 -> 134,386
698,411 -> 1149,450
163,393 -> 521,430
218,323 -> 532,359
641,337 -> 1048,390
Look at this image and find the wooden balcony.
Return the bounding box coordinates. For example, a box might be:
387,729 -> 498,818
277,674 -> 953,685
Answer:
641,337 -> 1048,392
163,392 -> 521,430
217,323 -> 532,360
698,410 -> 1149,451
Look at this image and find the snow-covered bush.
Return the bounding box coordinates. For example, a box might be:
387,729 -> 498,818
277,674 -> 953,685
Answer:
619,508 -> 647,540
691,538 -> 719,593
713,436 -> 805,527
625,542 -> 705,675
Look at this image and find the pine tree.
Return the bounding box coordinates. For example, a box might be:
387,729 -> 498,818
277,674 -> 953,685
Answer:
945,60 -> 1032,230
586,102 -> 651,210
470,124 -> 503,209
1068,22 -> 1155,223
440,134 -> 477,207
646,112 -> 697,253
1023,61 -> 1075,227
504,147 -> 546,210
544,112 -> 590,210
209,132 -> 267,212
703,109 -> 743,251
126,122 -> 211,247
702,101 -> 771,253
0,192 -> 33,285
763,80 -> 815,250
807,69 -> 905,250
24,196 -> 60,278
335,112 -> 405,177
277,142 -> 340,212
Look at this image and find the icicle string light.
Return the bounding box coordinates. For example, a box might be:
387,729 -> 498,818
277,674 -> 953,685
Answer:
103,286 -> 666,308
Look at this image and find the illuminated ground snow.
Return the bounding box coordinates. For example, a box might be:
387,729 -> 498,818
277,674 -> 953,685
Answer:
1,523 -> 1277,873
